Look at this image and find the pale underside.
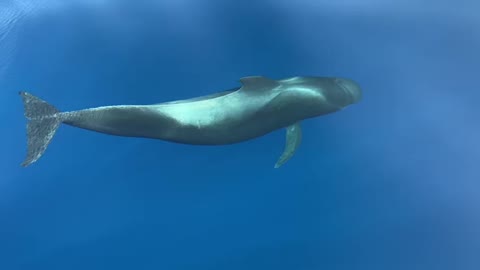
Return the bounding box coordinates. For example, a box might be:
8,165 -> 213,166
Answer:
153,85 -> 303,168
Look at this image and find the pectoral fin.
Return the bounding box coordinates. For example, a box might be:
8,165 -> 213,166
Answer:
274,122 -> 302,168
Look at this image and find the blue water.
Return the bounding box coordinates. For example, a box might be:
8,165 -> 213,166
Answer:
1,0 -> 480,269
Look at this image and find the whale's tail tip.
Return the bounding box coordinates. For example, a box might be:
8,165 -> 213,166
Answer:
19,91 -> 62,167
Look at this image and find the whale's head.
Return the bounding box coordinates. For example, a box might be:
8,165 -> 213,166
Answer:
328,77 -> 362,107
271,76 -> 362,121
282,76 -> 362,108
286,76 -> 362,109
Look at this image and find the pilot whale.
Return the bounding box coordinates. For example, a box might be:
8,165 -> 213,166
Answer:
19,76 -> 362,168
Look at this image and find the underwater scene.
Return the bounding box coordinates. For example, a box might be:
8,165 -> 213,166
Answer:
1,0 -> 479,269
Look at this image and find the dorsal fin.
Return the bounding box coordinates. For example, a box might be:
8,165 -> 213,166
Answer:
239,76 -> 279,91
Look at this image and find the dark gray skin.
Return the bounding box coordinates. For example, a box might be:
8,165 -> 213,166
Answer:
62,76 -> 361,143
19,76 -> 362,167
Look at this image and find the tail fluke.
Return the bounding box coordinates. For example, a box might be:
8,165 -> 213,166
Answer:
19,91 -> 62,167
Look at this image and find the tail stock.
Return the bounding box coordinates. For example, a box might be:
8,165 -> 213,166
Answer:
19,91 -> 62,167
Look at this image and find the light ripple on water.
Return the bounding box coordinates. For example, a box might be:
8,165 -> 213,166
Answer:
0,0 -> 40,80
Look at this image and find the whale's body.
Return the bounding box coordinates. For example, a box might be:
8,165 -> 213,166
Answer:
20,76 -> 362,168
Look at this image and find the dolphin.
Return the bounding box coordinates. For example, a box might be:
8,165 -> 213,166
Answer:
19,76 -> 362,168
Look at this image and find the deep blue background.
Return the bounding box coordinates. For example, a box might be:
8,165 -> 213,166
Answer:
1,0 -> 480,269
